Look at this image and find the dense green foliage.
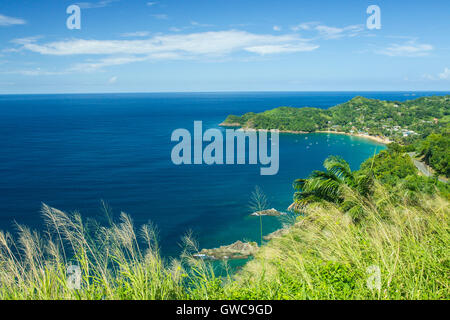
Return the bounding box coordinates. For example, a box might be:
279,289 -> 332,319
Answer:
329,96 -> 449,138
417,133 -> 450,176
291,144 -> 449,219
223,95 -> 450,176
291,156 -> 373,221
223,95 -> 449,137
359,143 -> 449,197
360,146 -> 417,185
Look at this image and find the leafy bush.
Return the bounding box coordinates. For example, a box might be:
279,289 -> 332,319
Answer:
418,133 -> 450,176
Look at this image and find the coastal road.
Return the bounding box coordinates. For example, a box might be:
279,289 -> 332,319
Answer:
407,152 -> 447,183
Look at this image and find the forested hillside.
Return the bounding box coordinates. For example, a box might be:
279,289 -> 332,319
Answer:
222,95 -> 450,176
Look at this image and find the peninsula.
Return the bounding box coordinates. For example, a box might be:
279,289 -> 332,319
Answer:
221,95 -> 450,145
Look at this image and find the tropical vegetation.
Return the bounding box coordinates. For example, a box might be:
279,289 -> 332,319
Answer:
416,133 -> 450,176
222,95 -> 450,176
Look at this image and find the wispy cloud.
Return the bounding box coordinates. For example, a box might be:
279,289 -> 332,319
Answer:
4,68 -> 65,76
69,56 -> 150,72
151,14 -> 168,20
146,2 -> 157,6
273,26 -> 282,32
10,36 -> 43,45
15,30 -> 318,57
291,22 -> 364,39
108,76 -> 118,83
190,21 -> 214,28
13,30 -> 319,72
377,40 -> 433,57
169,21 -> 215,33
245,43 -> 318,55
439,67 -> 450,79
316,24 -> 363,39
0,14 -> 26,26
169,27 -> 183,32
422,74 -> 436,81
75,0 -> 119,9
291,22 -> 320,31
424,67 -> 450,81
120,31 -> 150,37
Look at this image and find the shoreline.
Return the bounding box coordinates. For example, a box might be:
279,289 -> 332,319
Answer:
316,130 -> 391,145
219,123 -> 391,145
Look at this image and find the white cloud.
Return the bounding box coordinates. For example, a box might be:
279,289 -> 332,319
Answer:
11,36 -> 43,44
5,68 -> 65,76
315,25 -> 342,37
76,0 -> 118,9
168,21 -> 215,33
422,74 -> 436,81
316,25 -> 344,38
316,24 -> 363,39
151,14 -> 168,20
439,67 -> 450,79
120,31 -> 150,37
146,2 -> 157,6
191,21 -> 214,28
291,22 -> 363,39
245,43 -> 318,55
0,14 -> 26,26
11,30 -> 319,73
377,40 -> 433,57
108,76 -> 118,83
273,26 -> 282,32
423,67 -> 450,81
70,56 -> 150,72
15,30 -> 318,58
291,22 -> 319,31
169,27 -> 183,32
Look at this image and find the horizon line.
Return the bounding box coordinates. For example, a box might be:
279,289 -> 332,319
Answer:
1,90 -> 449,96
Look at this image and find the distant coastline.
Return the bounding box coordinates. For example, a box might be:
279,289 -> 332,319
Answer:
220,95 -> 450,147
219,123 -> 391,145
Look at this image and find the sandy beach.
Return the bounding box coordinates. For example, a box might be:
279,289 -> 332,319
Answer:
219,123 -> 391,145
316,131 -> 391,145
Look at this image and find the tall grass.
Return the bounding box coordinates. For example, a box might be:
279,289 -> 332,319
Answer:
223,183 -> 449,299
0,183 -> 448,300
249,186 -> 269,245
0,203 -> 217,300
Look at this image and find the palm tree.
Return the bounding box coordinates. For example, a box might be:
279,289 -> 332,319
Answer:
289,156 -> 373,219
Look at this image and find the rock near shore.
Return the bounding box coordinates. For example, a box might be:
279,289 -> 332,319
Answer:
194,240 -> 259,260
251,208 -> 286,217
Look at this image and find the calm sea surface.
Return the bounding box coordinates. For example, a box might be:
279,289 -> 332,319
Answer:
0,92 -> 445,257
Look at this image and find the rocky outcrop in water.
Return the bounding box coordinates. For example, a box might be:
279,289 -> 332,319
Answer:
194,241 -> 259,260
251,208 -> 286,217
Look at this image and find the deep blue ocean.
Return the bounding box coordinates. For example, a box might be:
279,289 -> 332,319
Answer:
0,92 -> 445,257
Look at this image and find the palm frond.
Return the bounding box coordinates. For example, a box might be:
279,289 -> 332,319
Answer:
323,156 -> 355,184
293,178 -> 307,191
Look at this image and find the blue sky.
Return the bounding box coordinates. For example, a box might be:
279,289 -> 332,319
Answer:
0,0 -> 449,93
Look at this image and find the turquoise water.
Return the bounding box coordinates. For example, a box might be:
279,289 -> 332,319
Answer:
0,92 -> 442,257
